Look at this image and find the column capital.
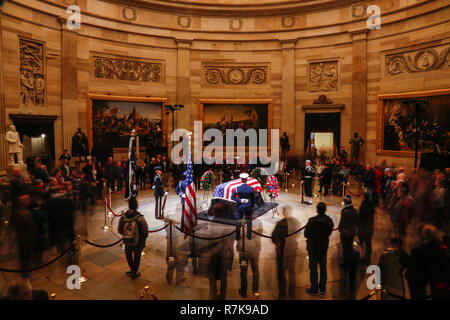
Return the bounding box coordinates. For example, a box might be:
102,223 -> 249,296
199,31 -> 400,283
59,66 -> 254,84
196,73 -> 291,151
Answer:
349,28 -> 368,41
176,39 -> 193,49
279,39 -> 297,49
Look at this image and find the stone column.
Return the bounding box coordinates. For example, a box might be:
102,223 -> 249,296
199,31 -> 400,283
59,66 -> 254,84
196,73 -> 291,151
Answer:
350,29 -> 368,161
0,14 -> 7,176
280,39 -> 296,156
176,39 -> 192,155
59,18 -> 78,159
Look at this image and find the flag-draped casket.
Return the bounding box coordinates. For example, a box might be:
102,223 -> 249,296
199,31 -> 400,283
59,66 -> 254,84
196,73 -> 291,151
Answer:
206,177 -> 265,222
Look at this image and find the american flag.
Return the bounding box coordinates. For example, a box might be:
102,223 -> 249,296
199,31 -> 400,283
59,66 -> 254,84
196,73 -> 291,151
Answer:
183,141 -> 197,233
125,135 -> 138,200
213,178 -> 262,201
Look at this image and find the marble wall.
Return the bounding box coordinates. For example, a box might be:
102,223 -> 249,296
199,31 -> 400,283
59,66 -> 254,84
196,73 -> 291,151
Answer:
1,0 -> 449,174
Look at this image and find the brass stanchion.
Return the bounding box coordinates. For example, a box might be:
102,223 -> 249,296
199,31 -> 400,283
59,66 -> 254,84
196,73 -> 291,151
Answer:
77,235 -> 87,284
140,285 -> 151,300
50,293 -> 56,300
102,197 -> 110,231
108,188 -> 113,217
254,292 -> 261,300
167,221 -> 176,263
376,284 -> 382,300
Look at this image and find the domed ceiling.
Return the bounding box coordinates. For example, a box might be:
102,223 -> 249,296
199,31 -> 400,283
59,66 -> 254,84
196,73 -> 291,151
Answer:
110,0 -> 364,16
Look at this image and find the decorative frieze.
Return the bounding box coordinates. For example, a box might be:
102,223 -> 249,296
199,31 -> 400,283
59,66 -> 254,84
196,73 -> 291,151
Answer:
19,38 -> 45,107
93,54 -> 162,82
122,7 -> 137,21
229,19 -> 243,31
203,65 -> 268,85
281,16 -> 296,28
309,60 -> 338,92
386,44 -> 450,76
177,16 -> 192,28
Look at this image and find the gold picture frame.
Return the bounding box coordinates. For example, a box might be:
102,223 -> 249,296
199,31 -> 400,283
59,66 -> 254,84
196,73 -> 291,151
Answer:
376,89 -> 450,156
86,94 -> 168,153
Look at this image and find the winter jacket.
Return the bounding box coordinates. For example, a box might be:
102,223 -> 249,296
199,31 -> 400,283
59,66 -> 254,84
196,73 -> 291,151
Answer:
118,209 -> 148,249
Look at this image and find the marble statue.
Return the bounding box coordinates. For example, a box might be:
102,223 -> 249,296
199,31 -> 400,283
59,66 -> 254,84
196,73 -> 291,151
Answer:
5,125 -> 24,165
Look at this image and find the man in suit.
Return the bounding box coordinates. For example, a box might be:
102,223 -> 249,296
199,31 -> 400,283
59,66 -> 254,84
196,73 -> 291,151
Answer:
303,160 -> 316,205
175,171 -> 188,227
153,166 -> 164,219
231,173 -> 255,240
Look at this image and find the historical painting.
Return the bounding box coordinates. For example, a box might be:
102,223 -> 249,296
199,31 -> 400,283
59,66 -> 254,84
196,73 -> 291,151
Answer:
90,96 -> 166,152
19,38 -> 45,107
199,99 -> 272,149
309,60 -> 338,92
377,90 -> 450,155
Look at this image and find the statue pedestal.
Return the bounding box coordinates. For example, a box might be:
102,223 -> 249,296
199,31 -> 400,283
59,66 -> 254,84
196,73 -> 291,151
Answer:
6,163 -> 27,174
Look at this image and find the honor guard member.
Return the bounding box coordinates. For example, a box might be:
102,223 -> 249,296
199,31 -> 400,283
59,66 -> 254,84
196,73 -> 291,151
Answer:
153,166 -> 164,219
231,173 -> 255,240
175,170 -> 188,227
303,160 -> 316,205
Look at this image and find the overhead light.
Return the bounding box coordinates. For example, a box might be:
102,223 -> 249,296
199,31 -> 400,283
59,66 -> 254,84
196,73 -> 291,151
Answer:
41,134 -> 46,138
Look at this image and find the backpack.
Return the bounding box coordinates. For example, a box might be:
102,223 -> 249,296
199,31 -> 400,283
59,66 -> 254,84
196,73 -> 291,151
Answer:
122,214 -> 140,247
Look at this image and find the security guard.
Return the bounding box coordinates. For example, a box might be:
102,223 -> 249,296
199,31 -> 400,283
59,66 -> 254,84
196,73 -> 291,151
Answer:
231,173 -> 255,240
153,166 -> 164,219
175,171 -> 188,227
303,160 -> 316,205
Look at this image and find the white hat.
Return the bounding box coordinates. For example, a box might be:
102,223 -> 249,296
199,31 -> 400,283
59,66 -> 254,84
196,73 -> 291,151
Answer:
239,173 -> 249,179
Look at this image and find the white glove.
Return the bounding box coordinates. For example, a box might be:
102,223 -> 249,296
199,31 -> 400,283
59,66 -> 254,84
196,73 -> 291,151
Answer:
181,194 -> 186,199
152,185 -> 155,190
241,199 -> 249,204
164,192 -> 168,196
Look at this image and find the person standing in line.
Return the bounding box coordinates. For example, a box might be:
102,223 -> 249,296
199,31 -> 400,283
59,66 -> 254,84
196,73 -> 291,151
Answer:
304,202 -> 334,296
338,195 -> 359,256
104,156 -> 115,192
118,198 -> 148,279
358,192 -> 375,265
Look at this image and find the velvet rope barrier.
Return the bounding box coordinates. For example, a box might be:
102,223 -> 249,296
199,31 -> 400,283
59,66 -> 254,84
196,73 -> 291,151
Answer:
344,185 -> 364,198
84,237 -> 123,248
250,226 -> 339,239
0,244 -> 74,273
359,290 -> 376,300
148,224 -> 169,233
173,225 -> 236,240
105,196 -> 123,217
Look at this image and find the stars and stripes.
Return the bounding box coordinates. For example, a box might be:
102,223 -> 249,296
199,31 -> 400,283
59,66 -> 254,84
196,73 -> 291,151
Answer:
183,141 -> 197,233
213,177 -> 262,201
125,134 -> 138,200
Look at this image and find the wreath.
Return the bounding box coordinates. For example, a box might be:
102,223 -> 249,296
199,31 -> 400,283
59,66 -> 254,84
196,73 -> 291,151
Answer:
200,170 -> 215,190
250,167 -> 269,188
265,175 -> 280,199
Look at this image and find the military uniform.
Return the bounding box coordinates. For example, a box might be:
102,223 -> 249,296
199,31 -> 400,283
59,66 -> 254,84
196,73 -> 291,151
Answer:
175,177 -> 188,227
153,168 -> 164,219
231,175 -> 255,239
303,164 -> 316,204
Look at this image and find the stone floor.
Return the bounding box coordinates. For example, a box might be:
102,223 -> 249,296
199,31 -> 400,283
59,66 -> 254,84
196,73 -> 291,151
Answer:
0,183 -> 418,300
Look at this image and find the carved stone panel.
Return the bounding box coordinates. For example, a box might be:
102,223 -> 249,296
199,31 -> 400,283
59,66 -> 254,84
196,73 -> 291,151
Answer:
92,54 -> 162,82
385,44 -> 450,76
308,60 -> 338,92
19,38 -> 45,107
203,64 -> 268,86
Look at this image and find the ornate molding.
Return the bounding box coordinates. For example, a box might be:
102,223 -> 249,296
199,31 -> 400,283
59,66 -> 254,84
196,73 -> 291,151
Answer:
308,60 -> 338,92
351,4 -> 367,18
203,65 -> 268,85
313,95 -> 333,104
19,37 -> 45,108
92,54 -> 162,82
385,44 -> 450,76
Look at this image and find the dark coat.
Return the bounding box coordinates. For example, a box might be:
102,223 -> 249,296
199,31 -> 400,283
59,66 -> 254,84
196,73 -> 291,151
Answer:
118,209 -> 148,249
104,162 -> 115,179
304,214 -> 334,254
231,184 -> 255,218
338,205 -> 359,239
358,199 -> 375,238
153,174 -> 164,197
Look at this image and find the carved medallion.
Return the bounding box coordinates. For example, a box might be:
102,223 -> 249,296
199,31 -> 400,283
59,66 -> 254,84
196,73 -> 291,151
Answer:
386,45 -> 450,76
177,16 -> 192,28
122,7 -> 137,21
229,19 -> 243,31
19,38 -> 45,107
351,4 -> 367,18
93,54 -> 162,82
204,65 -> 268,85
309,60 -> 338,92
281,16 -> 296,28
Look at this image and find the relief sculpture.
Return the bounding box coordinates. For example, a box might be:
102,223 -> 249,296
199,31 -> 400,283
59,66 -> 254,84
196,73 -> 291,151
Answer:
20,38 -> 45,107
309,60 -> 338,92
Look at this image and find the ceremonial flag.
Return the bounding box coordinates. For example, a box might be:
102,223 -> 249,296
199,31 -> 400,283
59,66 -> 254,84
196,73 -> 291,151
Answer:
183,142 -> 197,233
213,178 -> 262,201
125,134 -> 138,199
